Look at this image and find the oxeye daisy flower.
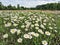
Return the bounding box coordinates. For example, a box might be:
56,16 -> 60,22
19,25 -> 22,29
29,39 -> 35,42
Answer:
38,29 -> 44,34
35,27 -> 39,30
3,33 -> 8,39
49,27 -> 53,29
35,23 -> 39,27
13,23 -> 18,26
45,31 -> 51,36
5,22 -> 11,27
23,34 -> 32,39
17,38 -> 22,43
40,24 -> 45,29
21,25 -> 25,28
10,29 -> 17,34
17,30 -> 21,35
42,40 -> 48,45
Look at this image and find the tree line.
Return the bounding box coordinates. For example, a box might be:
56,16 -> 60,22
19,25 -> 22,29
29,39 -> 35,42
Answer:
0,2 -> 60,10
36,3 -> 60,10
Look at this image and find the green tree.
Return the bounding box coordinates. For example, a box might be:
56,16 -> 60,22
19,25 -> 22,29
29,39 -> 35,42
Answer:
17,4 -> 20,9
0,2 -> 3,10
7,4 -> 13,10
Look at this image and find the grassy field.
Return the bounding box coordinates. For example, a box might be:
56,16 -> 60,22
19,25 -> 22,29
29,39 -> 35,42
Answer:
0,10 -> 60,45
0,10 -> 60,14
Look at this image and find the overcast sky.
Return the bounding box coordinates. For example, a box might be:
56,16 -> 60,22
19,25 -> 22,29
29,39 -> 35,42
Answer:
0,0 -> 59,7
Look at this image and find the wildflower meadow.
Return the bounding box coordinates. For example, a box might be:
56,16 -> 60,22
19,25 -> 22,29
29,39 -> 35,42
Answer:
0,11 -> 60,45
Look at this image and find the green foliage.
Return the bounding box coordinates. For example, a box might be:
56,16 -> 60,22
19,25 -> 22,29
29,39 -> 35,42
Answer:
36,3 -> 58,10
